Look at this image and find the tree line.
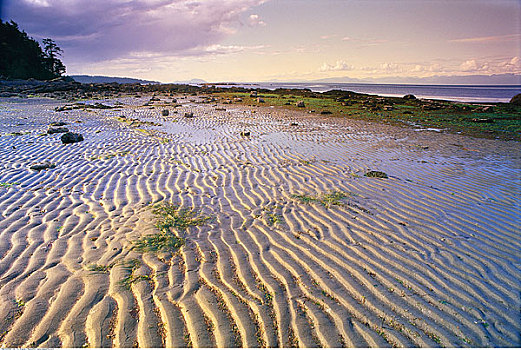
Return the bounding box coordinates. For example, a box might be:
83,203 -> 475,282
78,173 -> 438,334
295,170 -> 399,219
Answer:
0,20 -> 65,80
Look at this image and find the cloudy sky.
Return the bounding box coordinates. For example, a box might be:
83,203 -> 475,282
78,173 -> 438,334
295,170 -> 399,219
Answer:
3,0 -> 521,83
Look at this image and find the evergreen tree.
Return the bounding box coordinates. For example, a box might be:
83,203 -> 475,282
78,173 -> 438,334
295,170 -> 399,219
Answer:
0,20 -> 66,80
42,38 -> 66,77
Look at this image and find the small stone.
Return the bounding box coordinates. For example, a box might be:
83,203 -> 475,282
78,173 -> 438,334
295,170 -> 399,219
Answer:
47,127 -> 69,134
471,118 -> 494,123
257,97 -> 265,103
184,112 -> 194,118
30,161 -> 56,171
296,101 -> 305,108
162,109 -> 169,116
61,132 -> 84,144
403,94 -> 417,100
240,131 -> 251,137
320,110 -> 332,115
50,121 -> 68,127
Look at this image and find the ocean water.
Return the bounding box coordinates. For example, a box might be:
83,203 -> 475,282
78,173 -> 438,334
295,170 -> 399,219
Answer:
219,82 -> 521,103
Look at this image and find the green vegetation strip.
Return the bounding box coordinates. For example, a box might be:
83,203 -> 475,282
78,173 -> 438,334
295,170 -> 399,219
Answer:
214,90 -> 521,141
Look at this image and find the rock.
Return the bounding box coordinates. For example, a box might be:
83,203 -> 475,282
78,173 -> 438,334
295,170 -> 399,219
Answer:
162,109 -> 169,116
510,93 -> 521,105
30,161 -> 56,171
61,132 -> 84,144
364,170 -> 388,179
471,118 -> 494,123
290,122 -> 299,126
482,106 -> 494,113
50,121 -> 68,127
47,127 -> 69,134
296,101 -> 305,108
403,94 -> 417,100
250,91 -> 258,98
240,131 -> 251,137
320,110 -> 332,115
383,105 -> 394,111
184,112 -> 194,118
257,97 -> 265,103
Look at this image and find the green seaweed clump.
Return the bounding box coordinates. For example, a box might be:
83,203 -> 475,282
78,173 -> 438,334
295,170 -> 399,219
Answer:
152,202 -> 210,233
131,232 -> 185,253
293,191 -> 350,208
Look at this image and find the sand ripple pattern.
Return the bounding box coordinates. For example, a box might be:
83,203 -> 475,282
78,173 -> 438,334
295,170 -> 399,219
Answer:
0,96 -> 520,347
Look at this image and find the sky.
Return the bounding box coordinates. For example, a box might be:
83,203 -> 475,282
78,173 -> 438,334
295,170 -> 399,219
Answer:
2,0 -> 521,83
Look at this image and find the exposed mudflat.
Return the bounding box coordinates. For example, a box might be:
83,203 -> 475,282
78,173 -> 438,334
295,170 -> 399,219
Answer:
0,95 -> 519,347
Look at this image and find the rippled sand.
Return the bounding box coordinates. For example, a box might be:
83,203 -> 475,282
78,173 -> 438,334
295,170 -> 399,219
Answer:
0,95 -> 520,347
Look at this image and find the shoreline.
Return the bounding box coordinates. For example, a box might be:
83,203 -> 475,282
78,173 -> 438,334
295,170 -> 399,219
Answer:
0,93 -> 520,347
1,79 -> 521,141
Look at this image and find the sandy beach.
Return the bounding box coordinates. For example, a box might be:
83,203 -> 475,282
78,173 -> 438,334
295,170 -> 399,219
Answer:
0,94 -> 520,347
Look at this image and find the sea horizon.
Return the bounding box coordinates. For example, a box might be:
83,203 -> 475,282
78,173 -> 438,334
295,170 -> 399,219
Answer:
207,81 -> 521,103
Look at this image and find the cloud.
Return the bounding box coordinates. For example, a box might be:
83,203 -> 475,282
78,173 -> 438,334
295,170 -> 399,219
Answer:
458,57 -> 520,74
459,59 -> 479,72
320,60 -> 354,72
5,0 -> 269,62
248,14 -> 266,27
449,33 -> 521,44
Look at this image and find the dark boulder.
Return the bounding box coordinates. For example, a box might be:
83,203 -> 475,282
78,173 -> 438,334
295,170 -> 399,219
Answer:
296,101 -> 305,108
61,132 -> 84,144
510,93 -> 521,106
184,112 -> 194,118
162,109 -> 169,116
403,94 -> 417,100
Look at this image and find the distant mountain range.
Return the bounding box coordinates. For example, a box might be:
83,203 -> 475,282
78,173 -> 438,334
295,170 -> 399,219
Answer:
70,75 -> 160,84
70,74 -> 521,86
311,73 -> 521,85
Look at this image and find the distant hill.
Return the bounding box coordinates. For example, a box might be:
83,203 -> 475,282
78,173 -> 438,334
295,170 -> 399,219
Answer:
71,75 -> 160,84
174,78 -> 208,84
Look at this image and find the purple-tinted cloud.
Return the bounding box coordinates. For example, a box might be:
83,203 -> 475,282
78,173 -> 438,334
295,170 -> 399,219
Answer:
4,0 -> 267,62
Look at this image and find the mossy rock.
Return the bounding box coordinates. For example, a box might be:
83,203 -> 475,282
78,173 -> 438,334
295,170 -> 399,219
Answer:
364,170 -> 388,178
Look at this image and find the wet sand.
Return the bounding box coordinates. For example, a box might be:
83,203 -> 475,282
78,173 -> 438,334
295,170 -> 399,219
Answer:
0,94 -> 520,347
